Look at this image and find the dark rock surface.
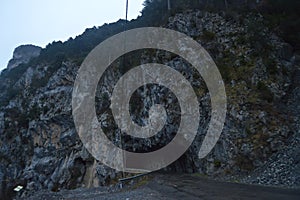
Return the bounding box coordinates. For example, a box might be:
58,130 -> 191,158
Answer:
0,8 -> 299,200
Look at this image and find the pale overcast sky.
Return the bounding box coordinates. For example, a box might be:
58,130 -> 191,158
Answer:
0,0 -> 145,71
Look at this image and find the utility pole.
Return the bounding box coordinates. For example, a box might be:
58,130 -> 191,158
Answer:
126,0 -> 129,21
167,0 -> 171,10
224,0 -> 228,9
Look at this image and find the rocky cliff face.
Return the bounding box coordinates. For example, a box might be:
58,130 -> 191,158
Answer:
0,9 -> 299,199
7,45 -> 41,70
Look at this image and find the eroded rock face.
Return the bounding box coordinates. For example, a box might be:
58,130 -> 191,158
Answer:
7,45 -> 41,70
0,9 -> 299,199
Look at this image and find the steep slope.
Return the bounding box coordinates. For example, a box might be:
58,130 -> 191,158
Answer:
0,2 -> 299,199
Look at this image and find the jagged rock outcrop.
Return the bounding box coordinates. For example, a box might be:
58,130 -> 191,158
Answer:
0,8 -> 299,200
7,45 -> 41,70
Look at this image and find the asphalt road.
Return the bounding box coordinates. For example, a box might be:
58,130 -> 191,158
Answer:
23,174 -> 300,200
